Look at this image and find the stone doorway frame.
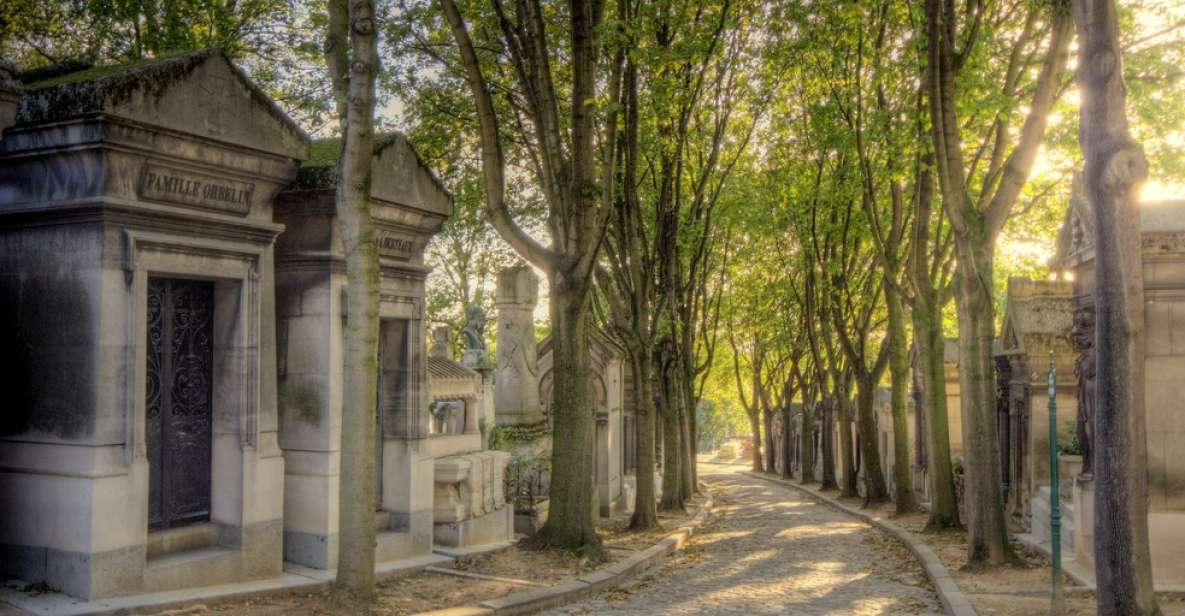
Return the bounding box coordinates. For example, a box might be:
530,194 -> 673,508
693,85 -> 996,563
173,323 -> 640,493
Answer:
123,229 -> 265,552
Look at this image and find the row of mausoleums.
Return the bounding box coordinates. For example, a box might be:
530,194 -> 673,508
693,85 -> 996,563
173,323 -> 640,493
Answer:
768,175 -> 1185,587
0,50 -> 516,600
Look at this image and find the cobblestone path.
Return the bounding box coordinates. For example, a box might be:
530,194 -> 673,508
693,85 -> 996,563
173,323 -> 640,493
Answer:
545,462 -> 942,615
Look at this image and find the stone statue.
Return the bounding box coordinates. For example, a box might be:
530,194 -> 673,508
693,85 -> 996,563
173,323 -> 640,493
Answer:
1072,305 -> 1096,477
460,306 -> 487,352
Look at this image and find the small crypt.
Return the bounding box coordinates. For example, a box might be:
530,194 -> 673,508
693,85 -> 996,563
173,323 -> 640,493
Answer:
992,276 -> 1077,547
0,51 -> 307,599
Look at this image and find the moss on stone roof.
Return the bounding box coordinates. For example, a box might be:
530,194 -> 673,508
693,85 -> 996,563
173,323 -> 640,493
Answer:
21,50 -> 206,90
305,138 -> 344,167
294,133 -> 451,209
13,48 -> 309,147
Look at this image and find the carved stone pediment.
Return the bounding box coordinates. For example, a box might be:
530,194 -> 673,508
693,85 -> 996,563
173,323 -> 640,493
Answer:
13,49 -> 307,161
1054,172 -> 1095,268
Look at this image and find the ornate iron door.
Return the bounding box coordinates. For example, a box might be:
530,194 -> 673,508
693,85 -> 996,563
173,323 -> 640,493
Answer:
147,278 -> 214,531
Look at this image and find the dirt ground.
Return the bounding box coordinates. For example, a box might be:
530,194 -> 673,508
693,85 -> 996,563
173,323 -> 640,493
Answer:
798,481 -> 1185,616
168,499 -> 702,616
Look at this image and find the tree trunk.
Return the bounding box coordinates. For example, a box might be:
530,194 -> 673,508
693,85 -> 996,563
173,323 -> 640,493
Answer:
782,402 -> 794,479
800,403 -> 815,482
887,287 -> 916,513
329,0 -> 379,595
685,378 -> 699,490
659,347 -> 685,511
679,389 -> 695,496
629,346 -> 659,530
534,274 -> 602,555
763,407 -> 776,473
747,409 -> 764,473
839,394 -> 858,498
821,398 -> 838,490
1072,0 -> 1158,611
855,376 -> 888,502
914,301 -> 961,529
953,240 -> 1013,566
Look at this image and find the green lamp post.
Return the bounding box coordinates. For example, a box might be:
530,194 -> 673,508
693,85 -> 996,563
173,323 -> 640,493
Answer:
1049,350 -> 1064,614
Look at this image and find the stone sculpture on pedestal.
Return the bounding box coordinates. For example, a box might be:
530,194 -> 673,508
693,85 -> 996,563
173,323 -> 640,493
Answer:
460,305 -> 487,368
1072,305 -> 1096,477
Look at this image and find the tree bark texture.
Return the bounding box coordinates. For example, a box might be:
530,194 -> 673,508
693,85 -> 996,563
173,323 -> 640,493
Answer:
855,375 -> 889,502
800,402 -> 815,482
629,348 -> 659,529
539,276 -> 601,552
821,398 -> 838,491
886,287 -> 917,513
659,343 -> 686,511
328,0 -> 380,595
952,241 -> 1012,565
1072,0 -> 1159,612
913,303 -> 961,529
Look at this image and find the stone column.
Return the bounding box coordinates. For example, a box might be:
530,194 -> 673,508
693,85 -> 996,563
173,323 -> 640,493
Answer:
494,265 -> 542,425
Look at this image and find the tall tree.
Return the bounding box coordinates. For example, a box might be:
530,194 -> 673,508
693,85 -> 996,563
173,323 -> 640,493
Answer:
326,0 -> 380,596
600,0 -> 660,527
438,0 -> 621,555
1072,0 -> 1159,612
924,0 -> 1072,566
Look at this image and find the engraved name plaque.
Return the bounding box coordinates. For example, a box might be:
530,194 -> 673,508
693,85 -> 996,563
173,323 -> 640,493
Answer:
139,163 -> 254,215
376,229 -> 416,260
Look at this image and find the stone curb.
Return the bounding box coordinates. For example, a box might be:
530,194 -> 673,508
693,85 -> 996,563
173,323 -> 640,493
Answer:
744,471 -> 977,616
413,492 -> 715,616
0,553 -> 453,616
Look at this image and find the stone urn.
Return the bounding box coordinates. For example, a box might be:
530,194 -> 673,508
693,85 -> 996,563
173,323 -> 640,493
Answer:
1058,454 -> 1083,501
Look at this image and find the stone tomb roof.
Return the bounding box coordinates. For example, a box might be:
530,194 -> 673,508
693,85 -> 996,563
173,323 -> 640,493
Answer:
0,50 -> 308,225
427,356 -> 481,401
275,133 -> 452,264
997,277 -> 1074,356
1054,172 -> 1185,269
293,135 -> 451,218
10,49 -> 308,161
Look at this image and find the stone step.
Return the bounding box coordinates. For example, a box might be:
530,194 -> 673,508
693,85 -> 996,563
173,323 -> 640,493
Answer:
375,510 -> 392,532
1030,486 -> 1075,553
144,545 -> 241,593
146,522 -> 220,559
375,530 -> 416,563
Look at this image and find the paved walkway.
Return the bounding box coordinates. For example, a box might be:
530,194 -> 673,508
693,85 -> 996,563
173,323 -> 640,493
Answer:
545,462 -> 942,615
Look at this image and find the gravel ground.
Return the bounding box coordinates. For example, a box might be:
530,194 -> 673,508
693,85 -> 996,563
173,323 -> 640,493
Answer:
544,461 -> 942,616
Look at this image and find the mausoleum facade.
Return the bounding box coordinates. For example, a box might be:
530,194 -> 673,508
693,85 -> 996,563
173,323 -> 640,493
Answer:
0,50 -> 306,599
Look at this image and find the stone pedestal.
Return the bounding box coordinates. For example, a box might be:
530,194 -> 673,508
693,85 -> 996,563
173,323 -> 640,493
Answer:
494,266 -> 542,426
433,451 -> 512,547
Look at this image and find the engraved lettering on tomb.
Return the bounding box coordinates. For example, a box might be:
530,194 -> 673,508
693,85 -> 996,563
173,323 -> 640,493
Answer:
375,229 -> 416,260
139,163 -> 254,215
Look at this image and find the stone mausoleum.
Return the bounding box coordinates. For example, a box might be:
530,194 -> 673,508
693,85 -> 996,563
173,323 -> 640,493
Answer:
0,50 -> 306,599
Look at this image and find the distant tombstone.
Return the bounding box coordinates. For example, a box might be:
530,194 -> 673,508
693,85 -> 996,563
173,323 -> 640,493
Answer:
431,325 -> 453,360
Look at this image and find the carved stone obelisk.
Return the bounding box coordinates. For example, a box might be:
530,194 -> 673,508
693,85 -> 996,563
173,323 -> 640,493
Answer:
494,265 -> 542,425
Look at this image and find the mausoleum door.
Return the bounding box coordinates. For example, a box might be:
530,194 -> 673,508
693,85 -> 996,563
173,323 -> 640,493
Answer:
375,341 -> 384,510
376,318 -> 412,510
146,278 -> 214,531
